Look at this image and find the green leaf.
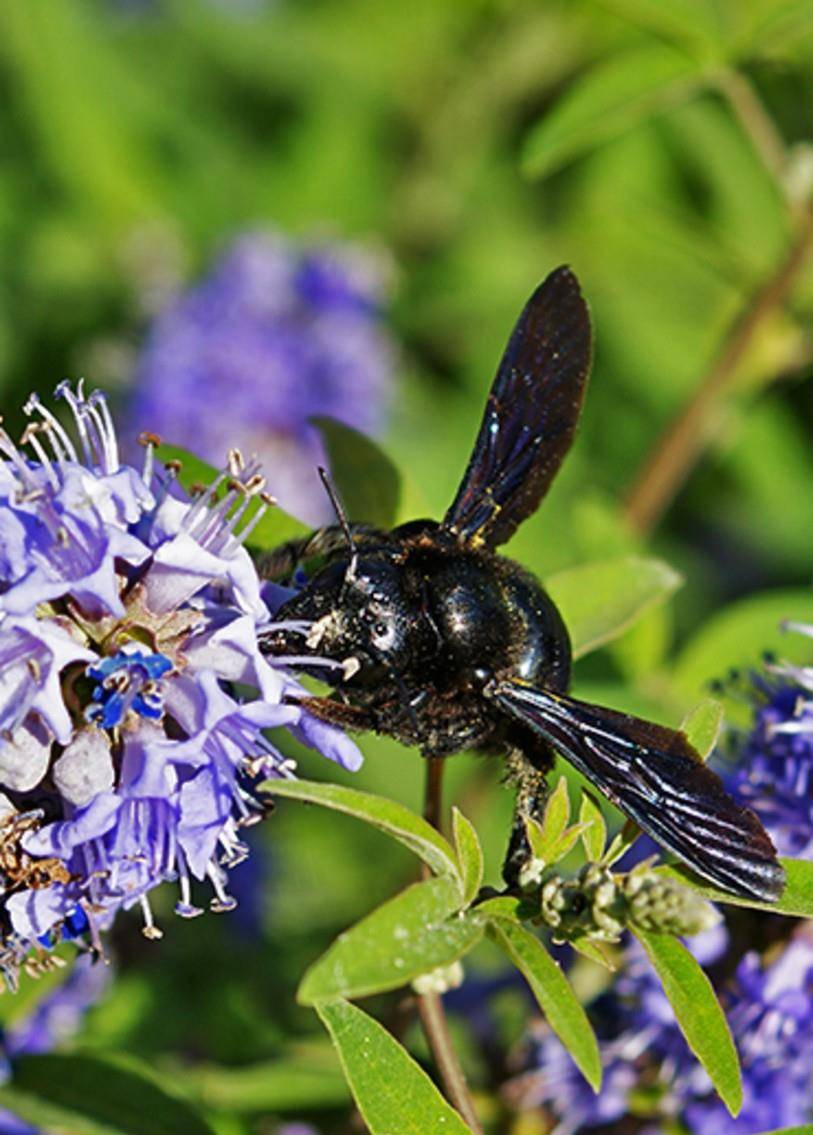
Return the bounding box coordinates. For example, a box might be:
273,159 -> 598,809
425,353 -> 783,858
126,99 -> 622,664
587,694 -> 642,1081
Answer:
188,1047 -> 349,1112
522,43 -> 704,178
570,936 -> 619,971
603,818 -> 642,867
311,416 -> 401,528
0,1053 -> 216,1135
579,791 -> 607,861
681,698 -> 724,762
594,0 -> 728,59
263,778 -> 460,883
633,929 -> 741,1114
740,0 -> 813,54
672,591 -> 813,711
316,999 -> 473,1135
752,1128 -> 813,1135
659,857 -> 813,918
535,776 -> 571,850
487,917 -> 601,1091
155,443 -> 309,548
474,895 -> 531,921
298,876 -> 482,1004
452,807 -> 484,906
545,557 -> 682,660
523,777 -> 591,867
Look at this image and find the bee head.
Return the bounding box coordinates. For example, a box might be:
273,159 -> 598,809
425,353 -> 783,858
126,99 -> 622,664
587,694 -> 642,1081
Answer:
272,554 -> 417,688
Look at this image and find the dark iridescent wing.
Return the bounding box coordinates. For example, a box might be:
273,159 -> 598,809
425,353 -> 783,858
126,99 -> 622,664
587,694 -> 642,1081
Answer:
443,267 -> 591,549
489,679 -> 784,901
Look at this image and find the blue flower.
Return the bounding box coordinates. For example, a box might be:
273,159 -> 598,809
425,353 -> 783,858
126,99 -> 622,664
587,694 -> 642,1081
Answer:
508,926 -> 813,1132
0,383 -> 362,986
129,231 -> 395,524
724,623 -> 813,859
683,935 -> 813,1133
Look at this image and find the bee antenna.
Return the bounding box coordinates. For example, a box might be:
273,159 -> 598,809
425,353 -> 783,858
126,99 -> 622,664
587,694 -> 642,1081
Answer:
317,466 -> 358,572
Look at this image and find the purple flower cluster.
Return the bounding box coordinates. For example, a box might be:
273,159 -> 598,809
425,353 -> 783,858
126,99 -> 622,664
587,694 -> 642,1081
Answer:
509,926 -> 813,1133
0,383 -> 361,987
129,231 -> 395,525
725,623 -> 813,859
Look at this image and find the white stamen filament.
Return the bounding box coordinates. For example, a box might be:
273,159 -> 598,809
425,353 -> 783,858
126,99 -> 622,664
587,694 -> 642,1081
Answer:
89,391 -> 120,472
0,423 -> 39,492
139,433 -> 157,487
18,424 -> 60,491
53,382 -> 92,465
26,389 -> 79,463
140,895 -> 163,939
207,863 -> 237,912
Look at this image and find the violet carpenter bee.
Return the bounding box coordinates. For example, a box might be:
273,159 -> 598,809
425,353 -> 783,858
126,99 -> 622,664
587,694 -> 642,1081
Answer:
260,267 -> 784,902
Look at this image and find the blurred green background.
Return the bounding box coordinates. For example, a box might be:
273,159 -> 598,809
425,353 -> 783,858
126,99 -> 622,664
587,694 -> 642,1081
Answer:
1,2 -> 812,1132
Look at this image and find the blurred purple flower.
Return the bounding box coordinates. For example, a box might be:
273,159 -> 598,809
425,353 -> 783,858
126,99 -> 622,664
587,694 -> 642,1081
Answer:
0,952 -> 110,1135
0,383 -> 362,987
4,954 -> 110,1059
129,231 -> 395,525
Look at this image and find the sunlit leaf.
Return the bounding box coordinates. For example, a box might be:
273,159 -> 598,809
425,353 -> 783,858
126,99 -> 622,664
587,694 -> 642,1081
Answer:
0,1053 -> 216,1135
263,779 -> 460,883
298,877 -> 482,1004
311,416 -> 401,528
545,557 -> 682,660
523,43 -> 704,177
633,929 -> 741,1115
570,936 -> 619,970
579,791 -> 607,861
487,917 -> 601,1091
537,776 -> 571,848
522,777 -> 591,867
603,818 -> 642,867
452,807 -> 484,906
316,999 -> 473,1135
681,698 -> 724,762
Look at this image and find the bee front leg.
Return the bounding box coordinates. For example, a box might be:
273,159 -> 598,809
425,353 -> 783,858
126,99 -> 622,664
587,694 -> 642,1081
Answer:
295,695 -> 378,733
502,737 -> 556,889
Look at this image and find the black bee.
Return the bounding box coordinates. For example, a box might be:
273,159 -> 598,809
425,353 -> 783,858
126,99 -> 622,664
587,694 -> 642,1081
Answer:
260,267 -> 783,902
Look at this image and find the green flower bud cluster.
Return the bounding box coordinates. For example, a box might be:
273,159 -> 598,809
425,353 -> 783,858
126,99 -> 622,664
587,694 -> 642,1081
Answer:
535,862 -> 720,944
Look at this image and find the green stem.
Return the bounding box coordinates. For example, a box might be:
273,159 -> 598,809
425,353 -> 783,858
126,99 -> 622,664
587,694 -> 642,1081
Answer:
717,68 -> 788,186
416,757 -> 484,1135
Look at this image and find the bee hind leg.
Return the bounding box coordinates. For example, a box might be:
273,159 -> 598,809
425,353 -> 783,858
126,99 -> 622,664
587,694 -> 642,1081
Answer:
501,737 -> 556,889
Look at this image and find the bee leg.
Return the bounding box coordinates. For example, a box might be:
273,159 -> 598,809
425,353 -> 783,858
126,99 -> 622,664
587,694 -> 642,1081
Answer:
294,695 -> 378,732
501,737 -> 555,888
